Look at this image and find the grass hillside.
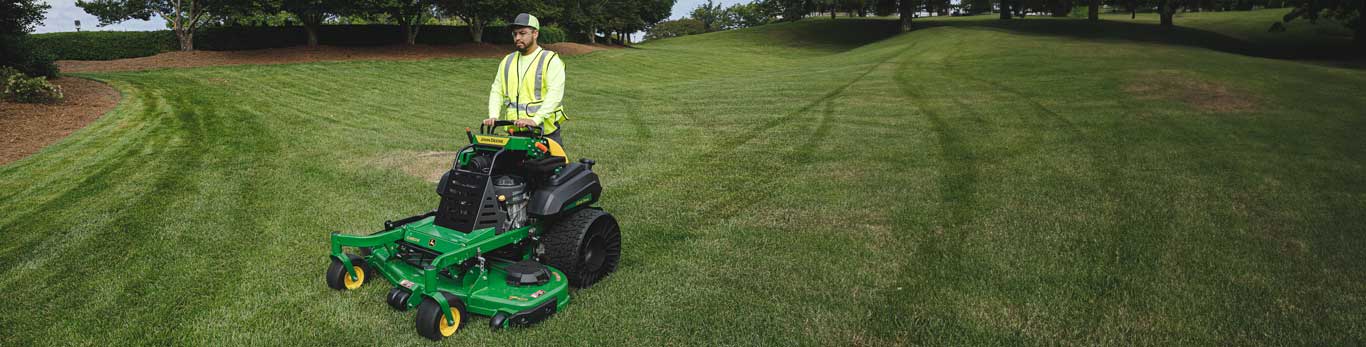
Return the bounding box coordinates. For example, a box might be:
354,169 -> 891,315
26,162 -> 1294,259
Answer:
2,13 -> 1364,345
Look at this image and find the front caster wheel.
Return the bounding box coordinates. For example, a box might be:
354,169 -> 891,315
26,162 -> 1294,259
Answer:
490,312 -> 510,330
325,254 -> 369,290
415,293 -> 467,340
386,287 -> 413,311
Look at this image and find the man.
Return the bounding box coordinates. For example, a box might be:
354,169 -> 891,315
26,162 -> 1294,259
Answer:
483,13 -> 568,145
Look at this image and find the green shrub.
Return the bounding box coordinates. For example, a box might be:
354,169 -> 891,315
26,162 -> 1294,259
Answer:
1,34 -> 59,78
3,75 -> 63,104
0,66 -> 21,83
29,31 -> 176,60
538,25 -> 567,44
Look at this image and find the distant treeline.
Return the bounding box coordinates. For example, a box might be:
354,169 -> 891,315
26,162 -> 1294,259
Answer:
73,0 -> 675,51
647,0 -> 1360,49
30,25 -> 566,61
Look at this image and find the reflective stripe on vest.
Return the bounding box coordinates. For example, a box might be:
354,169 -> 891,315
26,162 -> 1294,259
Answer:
505,101 -> 541,114
534,50 -> 548,100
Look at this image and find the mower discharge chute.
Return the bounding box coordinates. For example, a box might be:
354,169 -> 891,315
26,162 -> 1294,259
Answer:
325,121 -> 621,340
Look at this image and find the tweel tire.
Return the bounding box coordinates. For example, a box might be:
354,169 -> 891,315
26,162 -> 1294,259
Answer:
543,209 -> 621,288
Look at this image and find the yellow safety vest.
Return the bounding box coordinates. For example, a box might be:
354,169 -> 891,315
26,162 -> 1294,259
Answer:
496,49 -> 566,134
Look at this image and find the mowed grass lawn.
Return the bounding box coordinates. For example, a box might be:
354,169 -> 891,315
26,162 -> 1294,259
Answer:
3,12 -> 1365,345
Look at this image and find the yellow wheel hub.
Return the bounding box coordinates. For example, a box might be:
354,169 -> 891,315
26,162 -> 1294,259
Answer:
343,266 -> 364,290
438,310 -> 462,336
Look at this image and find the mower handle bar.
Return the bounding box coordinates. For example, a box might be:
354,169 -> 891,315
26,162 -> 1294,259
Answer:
480,120 -> 544,137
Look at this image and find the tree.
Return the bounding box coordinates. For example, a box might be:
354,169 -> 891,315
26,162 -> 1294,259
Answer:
1089,0 -> 1100,20
899,0 -> 912,31
434,0 -> 518,43
78,0 -> 244,50
1157,0 -> 1182,26
776,0 -> 813,21
691,0 -> 726,31
361,0 -> 437,45
726,2 -> 777,28
556,0 -> 608,43
645,18 -> 705,40
1280,0 -> 1363,50
2,0 -> 49,35
601,0 -> 671,44
2,0 -> 57,77
276,0 -> 352,46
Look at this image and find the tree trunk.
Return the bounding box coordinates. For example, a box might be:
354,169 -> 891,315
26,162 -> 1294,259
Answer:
1089,0 -> 1100,20
469,17 -> 484,43
300,12 -> 322,47
588,26 -> 597,44
176,30 -> 194,51
900,0 -> 914,31
1159,0 -> 1175,27
304,24 -> 319,47
403,15 -> 421,45
1358,0 -> 1365,53
1001,0 -> 1013,19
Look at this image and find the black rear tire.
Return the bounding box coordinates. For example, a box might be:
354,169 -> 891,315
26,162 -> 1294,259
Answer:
542,209 -> 621,288
415,293 -> 467,340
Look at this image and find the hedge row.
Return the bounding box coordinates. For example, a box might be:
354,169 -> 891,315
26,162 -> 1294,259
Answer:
28,31 -> 176,61
30,24 -> 567,61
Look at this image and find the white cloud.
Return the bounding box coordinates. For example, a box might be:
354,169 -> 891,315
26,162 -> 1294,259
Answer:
35,0 -> 165,33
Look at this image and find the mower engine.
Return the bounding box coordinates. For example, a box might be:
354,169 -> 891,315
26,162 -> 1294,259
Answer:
493,175 -> 529,230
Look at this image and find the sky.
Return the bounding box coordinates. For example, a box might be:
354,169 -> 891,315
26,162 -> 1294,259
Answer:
34,0 -> 164,33
34,0 -> 755,34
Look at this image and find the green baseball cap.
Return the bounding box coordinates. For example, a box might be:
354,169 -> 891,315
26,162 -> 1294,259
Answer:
510,13 -> 540,31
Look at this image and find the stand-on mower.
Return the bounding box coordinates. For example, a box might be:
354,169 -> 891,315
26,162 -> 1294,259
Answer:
325,121 -> 621,340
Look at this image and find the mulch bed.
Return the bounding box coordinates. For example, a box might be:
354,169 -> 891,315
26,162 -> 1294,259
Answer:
0,77 -> 120,165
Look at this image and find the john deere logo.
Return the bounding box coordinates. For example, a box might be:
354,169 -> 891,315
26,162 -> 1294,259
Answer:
568,194 -> 593,209
475,135 -> 509,146
428,239 -> 436,247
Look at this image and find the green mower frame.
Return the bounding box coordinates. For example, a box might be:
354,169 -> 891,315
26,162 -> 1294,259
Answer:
326,121 -> 621,340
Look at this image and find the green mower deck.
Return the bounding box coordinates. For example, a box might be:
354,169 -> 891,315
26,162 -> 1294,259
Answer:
324,121 -> 620,340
